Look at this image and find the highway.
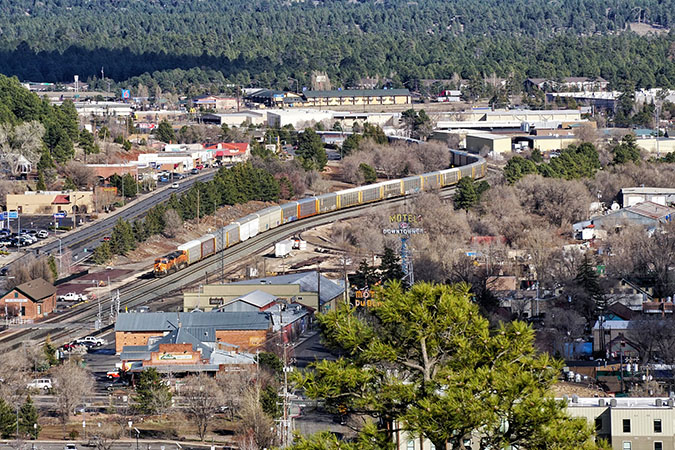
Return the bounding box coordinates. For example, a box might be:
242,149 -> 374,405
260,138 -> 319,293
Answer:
5,170 -> 218,270
0,186 -> 457,351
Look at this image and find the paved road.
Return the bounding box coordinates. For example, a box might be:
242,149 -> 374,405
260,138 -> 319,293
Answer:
4,170 -> 217,270
293,332 -> 337,369
0,440 -> 229,450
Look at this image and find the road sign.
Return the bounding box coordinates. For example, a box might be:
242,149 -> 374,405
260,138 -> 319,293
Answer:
0,212 -> 6,220
8,211 -> 18,219
53,211 -> 67,218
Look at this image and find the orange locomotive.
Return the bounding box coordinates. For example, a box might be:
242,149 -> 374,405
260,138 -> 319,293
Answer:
153,250 -> 188,277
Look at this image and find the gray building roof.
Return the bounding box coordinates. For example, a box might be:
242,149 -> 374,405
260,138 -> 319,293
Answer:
114,311 -> 271,332
304,89 -> 410,99
231,271 -> 344,305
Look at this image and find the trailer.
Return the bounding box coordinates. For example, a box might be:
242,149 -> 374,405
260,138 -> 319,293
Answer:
275,240 -> 294,258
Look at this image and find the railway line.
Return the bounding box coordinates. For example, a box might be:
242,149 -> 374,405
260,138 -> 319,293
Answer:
0,185 -> 457,351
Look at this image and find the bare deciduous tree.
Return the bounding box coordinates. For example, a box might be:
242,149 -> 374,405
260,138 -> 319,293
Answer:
5,256 -> 55,290
182,374 -> 225,440
63,161 -> 96,188
162,209 -> 183,238
217,370 -> 253,421
52,360 -> 94,436
235,385 -> 277,450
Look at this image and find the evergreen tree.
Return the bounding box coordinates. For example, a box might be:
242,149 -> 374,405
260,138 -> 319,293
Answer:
43,336 -> 58,367
575,254 -> 606,318
110,219 -> 136,255
155,120 -> 176,143
260,384 -> 281,417
135,368 -> 172,414
358,163 -> 377,184
0,398 -> 15,439
48,256 -> 58,280
296,128 -> 327,171
92,241 -> 112,265
612,134 -> 640,165
504,156 -> 538,184
529,148 -> 543,163
122,173 -> 138,197
362,123 -> 387,144
352,259 -> 379,289
380,246 -> 405,284
79,129 -> 99,156
341,134 -> 362,156
18,395 -> 40,439
453,177 -> 481,211
36,172 -> 46,191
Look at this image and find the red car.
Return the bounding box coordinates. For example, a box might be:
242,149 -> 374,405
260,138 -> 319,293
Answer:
102,236 -> 110,242
195,164 -> 204,170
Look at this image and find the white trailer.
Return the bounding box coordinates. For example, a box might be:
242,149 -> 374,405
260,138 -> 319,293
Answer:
275,240 -> 293,258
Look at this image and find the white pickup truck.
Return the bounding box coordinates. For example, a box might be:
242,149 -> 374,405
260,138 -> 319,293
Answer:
75,336 -> 106,346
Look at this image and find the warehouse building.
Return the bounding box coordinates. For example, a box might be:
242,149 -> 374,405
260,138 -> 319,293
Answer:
465,133 -> 512,156
620,187 -> 675,207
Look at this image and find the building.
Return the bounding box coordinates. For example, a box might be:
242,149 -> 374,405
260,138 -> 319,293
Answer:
113,311 -> 272,354
266,110 -> 335,129
192,95 -> 238,111
567,397 -> 675,450
183,271 -> 344,313
546,91 -> 620,112
436,90 -> 462,102
204,142 -> 250,164
575,201 -> 675,231
119,327 -> 256,375
201,111 -> 266,127
465,133 -> 512,155
635,137 -> 675,155
620,188 -> 675,207
526,135 -> 580,152
0,278 -> 56,322
303,89 -> 411,107
525,77 -> 609,92
245,89 -> 305,108
6,191 -> 95,215
72,101 -> 133,117
331,112 -> 397,129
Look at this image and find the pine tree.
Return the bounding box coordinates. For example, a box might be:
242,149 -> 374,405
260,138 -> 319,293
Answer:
296,128 -> 327,171
18,395 -> 40,439
110,219 -> 136,255
453,177 -> 479,211
575,254 -> 606,318
352,259 -> 379,289
155,120 -> 176,143
0,398 -> 15,439
92,241 -> 112,265
380,246 -> 405,284
36,172 -> 46,191
43,337 -> 58,367
135,368 -> 172,414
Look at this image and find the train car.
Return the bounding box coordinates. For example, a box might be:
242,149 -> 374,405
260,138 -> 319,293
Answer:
237,215 -> 259,241
222,223 -> 240,248
421,171 -> 442,191
382,179 -> 403,198
214,229 -> 225,252
402,176 -> 422,195
297,197 -> 318,219
178,240 -> 203,265
198,234 -> 216,259
362,182 -> 384,203
281,201 -> 298,224
439,168 -> 460,186
257,206 -> 282,232
317,193 -> 338,214
337,187 -> 361,209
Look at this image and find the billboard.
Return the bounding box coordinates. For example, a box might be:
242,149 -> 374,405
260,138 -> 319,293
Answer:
121,89 -> 131,100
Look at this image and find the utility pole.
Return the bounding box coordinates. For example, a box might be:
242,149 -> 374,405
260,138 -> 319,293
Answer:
197,189 -> 200,226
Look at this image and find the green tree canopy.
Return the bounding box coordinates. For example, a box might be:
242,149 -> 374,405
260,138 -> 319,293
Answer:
296,129 -> 327,171
296,282 -> 603,450
155,120 -> 176,143
611,133 -> 640,165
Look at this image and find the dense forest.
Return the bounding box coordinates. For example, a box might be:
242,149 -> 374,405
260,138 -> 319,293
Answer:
0,0 -> 674,92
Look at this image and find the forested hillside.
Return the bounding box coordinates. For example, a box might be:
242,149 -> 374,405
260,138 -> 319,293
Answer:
0,0 -> 674,91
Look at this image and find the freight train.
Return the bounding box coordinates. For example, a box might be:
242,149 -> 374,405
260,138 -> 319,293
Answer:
153,149 -> 486,277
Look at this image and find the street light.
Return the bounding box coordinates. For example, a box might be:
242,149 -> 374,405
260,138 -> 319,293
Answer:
56,237 -> 63,274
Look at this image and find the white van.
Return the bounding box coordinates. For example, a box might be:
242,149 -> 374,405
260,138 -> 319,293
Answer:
27,378 -> 52,391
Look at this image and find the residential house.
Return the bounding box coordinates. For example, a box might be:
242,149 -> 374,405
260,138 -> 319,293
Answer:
205,142 -> 250,164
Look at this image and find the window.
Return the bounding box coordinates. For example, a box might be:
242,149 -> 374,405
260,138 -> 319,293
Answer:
654,419 -> 662,433
654,442 -> 662,450
14,292 -> 18,298
623,419 -> 631,433
407,440 -> 415,450
37,305 -> 41,315
623,442 -> 631,450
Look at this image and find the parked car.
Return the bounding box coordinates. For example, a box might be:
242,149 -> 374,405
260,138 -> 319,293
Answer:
106,378 -> 130,391
20,234 -> 37,244
65,443 -> 77,450
27,378 -> 52,391
170,183 -> 180,189
101,236 -> 111,242
158,176 -> 169,182
0,267 -> 8,276
36,230 -> 49,239
190,168 -> 200,175
0,239 -> 11,247
195,164 -> 204,170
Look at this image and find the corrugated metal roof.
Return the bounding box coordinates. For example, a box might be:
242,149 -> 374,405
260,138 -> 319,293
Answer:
233,290 -> 278,308
627,201 -> 675,220
115,311 -> 270,332
304,89 -> 410,98
231,271 -> 344,305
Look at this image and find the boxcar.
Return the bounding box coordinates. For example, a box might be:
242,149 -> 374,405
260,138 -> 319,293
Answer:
297,197 -> 318,219
317,193 -> 338,213
421,172 -> 442,190
440,168 -> 460,186
222,223 -> 240,248
361,182 -> 383,203
382,180 -> 402,198
199,234 -> 216,258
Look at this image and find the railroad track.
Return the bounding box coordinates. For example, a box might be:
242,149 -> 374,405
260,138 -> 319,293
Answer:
0,187 -> 457,350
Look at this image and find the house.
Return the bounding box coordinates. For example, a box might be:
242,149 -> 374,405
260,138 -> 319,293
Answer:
119,327 -> 256,375
6,191 -> 95,215
302,89 -> 411,107
113,311 -> 272,354
0,278 -> 57,322
183,271 -> 345,313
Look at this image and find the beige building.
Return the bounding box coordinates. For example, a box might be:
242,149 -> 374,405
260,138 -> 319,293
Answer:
636,138 -> 675,155
529,135 -> 580,152
6,191 -> 95,215
465,133 -> 512,155
184,271 -> 344,314
303,89 -> 411,107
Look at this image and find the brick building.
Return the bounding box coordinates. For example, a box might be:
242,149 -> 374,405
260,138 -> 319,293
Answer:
0,278 -> 56,322
113,311 -> 271,354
